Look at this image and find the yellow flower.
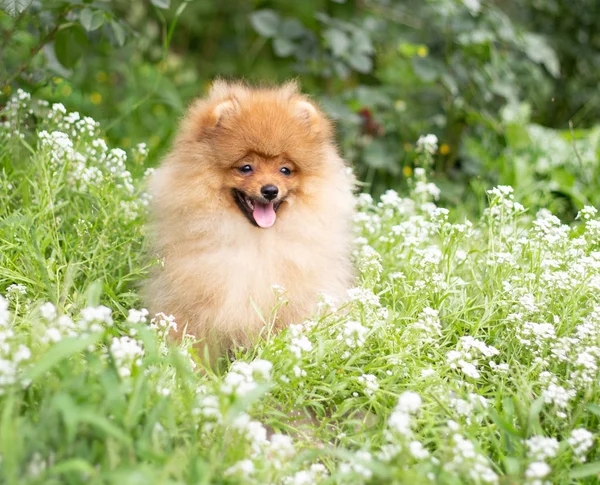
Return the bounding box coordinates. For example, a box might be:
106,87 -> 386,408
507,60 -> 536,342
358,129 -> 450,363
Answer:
96,71 -> 108,83
2,85 -> 11,96
417,46 -> 429,58
90,92 -> 102,105
403,166 -> 413,177
394,99 -> 407,112
440,143 -> 450,155
61,85 -> 72,97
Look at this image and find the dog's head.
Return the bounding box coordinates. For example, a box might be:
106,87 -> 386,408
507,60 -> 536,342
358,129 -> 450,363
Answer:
176,80 -> 338,228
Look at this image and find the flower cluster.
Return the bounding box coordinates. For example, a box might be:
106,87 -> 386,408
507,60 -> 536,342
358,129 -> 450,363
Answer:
221,359 -> 273,398
446,336 -> 499,379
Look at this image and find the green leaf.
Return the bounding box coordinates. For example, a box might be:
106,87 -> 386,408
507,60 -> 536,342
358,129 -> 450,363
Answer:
348,53 -> 372,73
569,461 -> 600,479
110,19 -> 126,47
77,411 -> 132,445
505,122 -> 531,150
0,0 -> 32,17
0,395 -> 19,483
54,26 -> 88,69
48,459 -> 97,478
279,18 -> 304,40
250,9 -> 279,38
86,279 -> 104,307
273,37 -> 295,57
523,33 -> 560,78
412,58 -> 438,82
80,8 -> 104,32
150,0 -> 170,8
586,403 -> 600,416
25,334 -> 102,382
324,28 -> 350,57
351,29 -> 373,55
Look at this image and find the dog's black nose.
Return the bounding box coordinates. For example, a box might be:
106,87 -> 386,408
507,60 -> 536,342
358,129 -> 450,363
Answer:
261,185 -> 279,200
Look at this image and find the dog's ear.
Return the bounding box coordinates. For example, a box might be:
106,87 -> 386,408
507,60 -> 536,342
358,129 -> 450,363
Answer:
295,100 -> 317,122
211,98 -> 238,126
295,100 -> 326,131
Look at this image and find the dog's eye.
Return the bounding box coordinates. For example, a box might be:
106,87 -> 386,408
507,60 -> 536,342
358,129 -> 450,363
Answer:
238,165 -> 253,174
280,167 -> 292,176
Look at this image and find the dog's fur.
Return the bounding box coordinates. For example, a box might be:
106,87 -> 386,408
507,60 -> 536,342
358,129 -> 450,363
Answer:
145,80 -> 354,354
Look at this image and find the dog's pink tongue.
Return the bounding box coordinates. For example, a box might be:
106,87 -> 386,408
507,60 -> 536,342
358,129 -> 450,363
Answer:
253,201 -> 276,228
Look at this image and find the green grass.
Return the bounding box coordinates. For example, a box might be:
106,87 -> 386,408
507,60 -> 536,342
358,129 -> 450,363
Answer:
0,90 -> 599,484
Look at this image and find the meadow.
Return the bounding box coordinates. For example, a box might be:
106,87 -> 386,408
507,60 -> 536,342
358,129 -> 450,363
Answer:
0,89 -> 598,484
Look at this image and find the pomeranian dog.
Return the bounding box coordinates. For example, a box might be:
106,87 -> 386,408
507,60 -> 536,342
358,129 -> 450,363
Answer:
145,80 -> 355,356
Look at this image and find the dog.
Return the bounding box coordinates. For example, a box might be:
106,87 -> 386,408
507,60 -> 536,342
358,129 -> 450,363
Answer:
145,80 -> 355,357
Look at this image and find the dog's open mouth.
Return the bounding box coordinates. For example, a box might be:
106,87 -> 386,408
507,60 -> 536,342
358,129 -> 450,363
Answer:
232,189 -> 284,229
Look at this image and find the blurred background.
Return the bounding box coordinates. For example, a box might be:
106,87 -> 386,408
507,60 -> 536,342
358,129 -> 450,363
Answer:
1,0 -> 599,219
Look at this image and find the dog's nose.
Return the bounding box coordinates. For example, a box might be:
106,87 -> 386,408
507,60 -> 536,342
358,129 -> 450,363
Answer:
261,185 -> 279,200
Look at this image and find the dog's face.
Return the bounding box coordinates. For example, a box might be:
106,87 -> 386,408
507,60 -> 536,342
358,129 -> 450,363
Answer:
181,81 -> 335,229
228,153 -> 300,228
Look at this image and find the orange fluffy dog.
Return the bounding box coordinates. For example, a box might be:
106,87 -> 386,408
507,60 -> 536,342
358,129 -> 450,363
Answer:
145,80 -> 354,355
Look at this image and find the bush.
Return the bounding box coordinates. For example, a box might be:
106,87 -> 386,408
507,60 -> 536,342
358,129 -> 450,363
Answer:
1,0 -> 598,217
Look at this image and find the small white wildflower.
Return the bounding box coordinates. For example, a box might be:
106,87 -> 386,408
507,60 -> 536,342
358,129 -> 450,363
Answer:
358,373 -> 379,396
6,284 -> 27,295
109,336 -> 144,378
250,359 -> 273,380
224,459 -> 255,476
39,302 -> 57,321
341,320 -> 368,348
568,428 -> 594,461
127,308 -> 149,324
525,436 -> 559,461
409,440 -> 429,459
397,391 -> 422,414
416,134 -> 438,154
525,461 -> 551,479
289,335 -> 313,358
293,365 -> 306,378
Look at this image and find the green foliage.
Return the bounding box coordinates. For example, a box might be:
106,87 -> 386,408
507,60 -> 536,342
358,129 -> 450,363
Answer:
1,95 -> 600,483
0,1 -> 598,209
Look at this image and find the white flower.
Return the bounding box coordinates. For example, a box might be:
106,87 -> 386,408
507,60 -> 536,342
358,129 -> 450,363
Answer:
341,320 -> 368,348
80,305 -> 113,328
284,463 -> 328,485
0,296 -> 9,327
39,302 -> 57,321
293,365 -> 306,378
127,308 -> 149,324
388,408 -> 412,436
525,436 -> 559,461
232,413 -> 268,452
109,336 -> 144,377
224,459 -> 255,476
6,284 -> 27,297
409,440 -> 429,459
250,359 -> 273,380
358,374 -> 379,396
416,134 -> 438,154
397,391 -> 422,414
525,461 -> 551,479
568,428 -> 594,461
289,335 -> 313,358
